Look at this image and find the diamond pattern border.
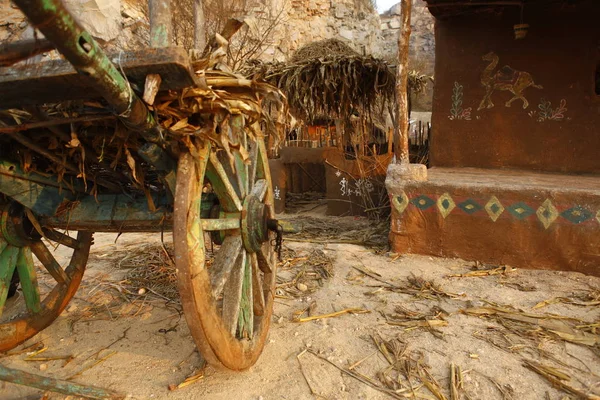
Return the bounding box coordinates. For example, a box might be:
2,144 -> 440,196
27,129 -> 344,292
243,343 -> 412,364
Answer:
536,199 -> 559,229
437,193 -> 456,219
507,202 -> 535,220
560,205 -> 592,224
485,196 -> 504,222
392,191 -> 409,214
393,192 -> 599,228
457,199 -> 482,215
411,195 -> 435,210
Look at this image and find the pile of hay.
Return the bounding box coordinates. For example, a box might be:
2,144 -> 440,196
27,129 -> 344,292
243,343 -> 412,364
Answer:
289,38 -> 358,62
0,36 -> 287,201
241,39 -> 431,125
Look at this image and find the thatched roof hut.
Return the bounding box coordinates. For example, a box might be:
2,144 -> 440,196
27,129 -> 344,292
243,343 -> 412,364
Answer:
241,39 -> 396,126
242,39 -> 431,128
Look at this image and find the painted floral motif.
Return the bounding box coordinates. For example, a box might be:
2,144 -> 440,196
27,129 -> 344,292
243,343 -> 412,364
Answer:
449,82 -> 472,120
528,98 -> 567,122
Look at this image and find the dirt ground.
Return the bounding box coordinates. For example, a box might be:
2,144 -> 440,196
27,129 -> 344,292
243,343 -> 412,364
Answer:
1,210 -> 599,400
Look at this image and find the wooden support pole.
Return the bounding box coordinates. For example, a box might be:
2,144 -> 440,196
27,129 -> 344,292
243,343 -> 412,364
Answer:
0,364 -> 125,399
394,0 -> 412,164
149,0 -> 172,48
194,0 -> 207,52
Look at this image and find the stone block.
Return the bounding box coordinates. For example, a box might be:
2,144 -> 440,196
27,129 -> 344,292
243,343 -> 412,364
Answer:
338,28 -> 354,41
388,18 -> 401,29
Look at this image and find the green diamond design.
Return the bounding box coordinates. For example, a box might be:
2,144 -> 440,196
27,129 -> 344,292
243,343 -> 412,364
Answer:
490,203 -> 500,213
507,202 -> 534,220
457,199 -> 482,214
441,199 -> 450,209
410,195 -> 435,210
560,206 -> 592,224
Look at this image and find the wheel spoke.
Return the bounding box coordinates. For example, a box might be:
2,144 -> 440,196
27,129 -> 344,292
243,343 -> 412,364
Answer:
41,228 -> 80,249
30,240 -> 69,284
222,249 -> 246,336
256,244 -> 273,274
16,247 -> 41,314
230,116 -> 249,198
248,139 -> 258,191
250,179 -> 268,201
0,245 -> 19,316
250,253 -> 265,316
207,153 -> 243,212
210,235 -> 243,298
238,254 -> 254,339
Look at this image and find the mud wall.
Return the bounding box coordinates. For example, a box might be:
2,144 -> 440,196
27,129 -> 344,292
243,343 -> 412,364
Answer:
429,2 -> 600,174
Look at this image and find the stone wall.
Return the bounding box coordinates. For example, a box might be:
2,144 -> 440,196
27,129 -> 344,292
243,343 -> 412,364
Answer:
379,0 -> 435,110
257,0 -> 383,61
0,0 -> 148,51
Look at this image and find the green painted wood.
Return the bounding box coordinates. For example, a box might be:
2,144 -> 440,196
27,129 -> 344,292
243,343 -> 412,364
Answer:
0,363 -> 124,399
0,161 -> 75,217
15,247 -> 41,315
0,244 -> 19,316
237,253 -> 254,339
230,115 -> 248,198
206,152 -> 243,212
201,217 -> 241,231
41,193 -> 172,232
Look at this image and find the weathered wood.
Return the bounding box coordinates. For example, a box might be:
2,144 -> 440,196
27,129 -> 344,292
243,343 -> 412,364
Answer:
0,244 -> 19,317
0,47 -> 197,108
0,363 -> 124,399
40,194 -> 172,232
149,0 -> 172,48
251,179 -> 268,201
222,249 -> 246,336
30,241 -> 69,284
210,235 -> 243,299
250,253 -> 265,316
41,228 -> 80,249
0,115 -> 114,134
394,0 -> 412,164
238,254 -> 254,338
193,0 -> 206,51
202,218 -> 241,231
230,115 -> 248,198
207,153 -> 243,212
15,247 -> 41,314
143,73 -> 162,105
0,38 -> 55,67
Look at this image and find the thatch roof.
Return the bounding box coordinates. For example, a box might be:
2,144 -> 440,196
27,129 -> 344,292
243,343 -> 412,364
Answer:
241,39 -> 395,124
289,38 -> 359,62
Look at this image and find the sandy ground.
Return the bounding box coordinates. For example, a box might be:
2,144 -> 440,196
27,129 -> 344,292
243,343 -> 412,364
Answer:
1,214 -> 600,400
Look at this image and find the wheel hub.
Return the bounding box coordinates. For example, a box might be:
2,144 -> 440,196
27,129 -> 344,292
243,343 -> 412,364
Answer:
241,195 -> 270,253
0,203 -> 36,247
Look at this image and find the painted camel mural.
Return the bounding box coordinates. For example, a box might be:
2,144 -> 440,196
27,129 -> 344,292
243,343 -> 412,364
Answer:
478,51 -> 543,110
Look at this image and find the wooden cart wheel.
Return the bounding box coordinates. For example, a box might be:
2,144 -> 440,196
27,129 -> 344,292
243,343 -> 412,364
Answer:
174,118 -> 277,370
0,202 -> 92,352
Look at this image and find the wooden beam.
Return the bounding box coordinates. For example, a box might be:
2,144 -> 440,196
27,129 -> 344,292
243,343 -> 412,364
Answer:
0,364 -> 125,399
394,0 -> 412,164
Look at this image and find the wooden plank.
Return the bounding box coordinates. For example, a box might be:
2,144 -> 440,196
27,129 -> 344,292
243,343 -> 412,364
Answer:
0,244 -> 19,317
143,73 -> 162,105
0,47 -> 198,108
0,364 -> 124,399
250,253 -> 265,316
210,235 -> 243,299
222,249 -> 246,336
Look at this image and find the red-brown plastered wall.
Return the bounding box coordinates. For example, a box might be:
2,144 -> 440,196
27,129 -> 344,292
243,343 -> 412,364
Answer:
430,3 -> 600,174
